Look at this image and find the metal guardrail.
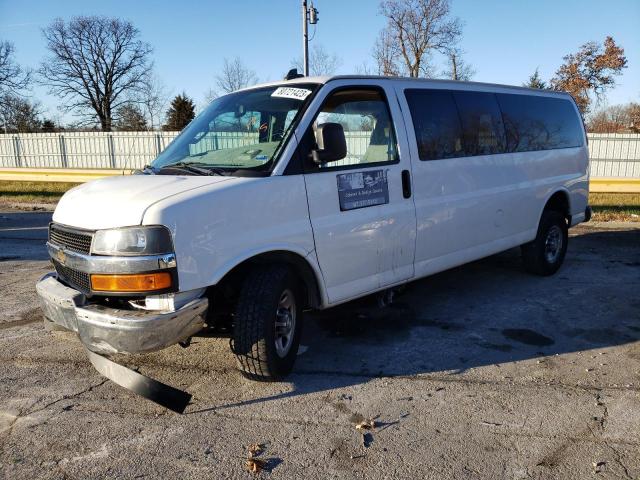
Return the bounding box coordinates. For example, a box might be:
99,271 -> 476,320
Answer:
589,178 -> 640,193
0,168 -> 132,183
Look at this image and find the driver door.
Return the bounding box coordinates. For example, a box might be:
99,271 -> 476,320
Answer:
300,83 -> 416,304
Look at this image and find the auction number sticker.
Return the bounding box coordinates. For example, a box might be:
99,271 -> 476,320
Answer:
337,170 -> 389,211
271,87 -> 312,100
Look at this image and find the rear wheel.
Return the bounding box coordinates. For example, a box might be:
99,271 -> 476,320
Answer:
232,265 -> 302,381
521,210 -> 568,276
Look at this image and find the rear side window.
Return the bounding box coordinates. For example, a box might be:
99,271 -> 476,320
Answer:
404,89 -> 463,161
452,91 -> 506,156
497,94 -> 583,152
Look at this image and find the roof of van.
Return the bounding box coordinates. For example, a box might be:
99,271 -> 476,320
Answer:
242,75 -> 572,98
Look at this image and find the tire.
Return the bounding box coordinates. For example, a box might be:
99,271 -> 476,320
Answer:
521,210 -> 568,276
232,265 -> 303,381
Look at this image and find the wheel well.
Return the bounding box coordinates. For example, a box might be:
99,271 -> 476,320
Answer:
207,251 -> 322,323
544,191 -> 570,220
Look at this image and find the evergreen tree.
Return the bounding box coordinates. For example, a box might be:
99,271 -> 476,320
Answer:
163,93 -> 195,131
41,119 -> 56,132
524,68 -> 547,89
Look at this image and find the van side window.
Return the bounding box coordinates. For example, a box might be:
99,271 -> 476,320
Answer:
497,94 -> 583,152
452,91 -> 506,156
404,89 -> 463,161
311,89 -> 399,169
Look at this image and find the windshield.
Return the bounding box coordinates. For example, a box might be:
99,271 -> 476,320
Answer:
152,84 -> 318,173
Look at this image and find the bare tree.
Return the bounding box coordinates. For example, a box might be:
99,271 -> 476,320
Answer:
114,103 -> 148,131
442,48 -> 474,81
0,95 -> 42,133
373,30 -> 401,76
550,36 -> 627,114
587,102 -> 640,133
139,74 -> 169,130
377,0 -> 462,78
292,45 -> 342,76
203,88 -> 218,104
39,16 -> 153,131
0,41 -> 32,103
215,57 -> 258,95
354,61 -> 376,76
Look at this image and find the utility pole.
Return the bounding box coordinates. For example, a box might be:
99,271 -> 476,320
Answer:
302,0 -> 319,76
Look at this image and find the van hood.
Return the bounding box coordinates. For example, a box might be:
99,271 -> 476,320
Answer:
53,174 -> 234,230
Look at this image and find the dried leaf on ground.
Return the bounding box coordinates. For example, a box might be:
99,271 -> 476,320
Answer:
246,458 -> 267,474
248,443 -> 266,457
355,419 -> 376,432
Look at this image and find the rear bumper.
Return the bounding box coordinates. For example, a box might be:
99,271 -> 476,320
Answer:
36,273 -> 208,355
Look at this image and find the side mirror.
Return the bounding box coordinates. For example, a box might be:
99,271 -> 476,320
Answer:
311,123 -> 347,164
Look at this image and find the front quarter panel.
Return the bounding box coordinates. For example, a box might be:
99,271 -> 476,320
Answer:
142,176 -> 316,292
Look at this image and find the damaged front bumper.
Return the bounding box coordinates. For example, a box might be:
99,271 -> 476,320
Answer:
36,272 -> 208,355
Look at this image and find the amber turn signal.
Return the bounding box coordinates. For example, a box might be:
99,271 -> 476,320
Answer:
90,272 -> 172,292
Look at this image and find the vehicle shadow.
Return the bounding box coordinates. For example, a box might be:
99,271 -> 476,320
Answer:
189,227 -> 640,414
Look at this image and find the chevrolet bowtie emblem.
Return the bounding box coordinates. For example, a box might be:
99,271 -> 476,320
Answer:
55,249 -> 67,265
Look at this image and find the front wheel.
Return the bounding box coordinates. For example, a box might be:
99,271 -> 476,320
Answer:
521,210 -> 568,276
232,266 -> 302,381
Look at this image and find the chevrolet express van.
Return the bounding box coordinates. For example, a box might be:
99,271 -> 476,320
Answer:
37,75 -> 590,381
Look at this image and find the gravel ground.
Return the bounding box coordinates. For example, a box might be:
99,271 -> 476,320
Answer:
0,210 -> 638,479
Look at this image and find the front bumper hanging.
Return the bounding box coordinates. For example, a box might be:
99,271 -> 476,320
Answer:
36,272 -> 208,413
86,348 -> 192,413
36,272 -> 208,355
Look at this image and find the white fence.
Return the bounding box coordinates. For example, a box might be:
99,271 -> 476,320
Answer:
587,133 -> 640,178
0,131 -> 638,177
0,132 -> 179,170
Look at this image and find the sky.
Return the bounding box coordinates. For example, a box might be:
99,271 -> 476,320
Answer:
1,0 -> 639,124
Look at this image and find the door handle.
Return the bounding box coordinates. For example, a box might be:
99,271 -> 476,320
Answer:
401,169 -> 412,199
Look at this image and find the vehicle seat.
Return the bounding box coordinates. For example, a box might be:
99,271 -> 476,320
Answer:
362,118 -> 395,163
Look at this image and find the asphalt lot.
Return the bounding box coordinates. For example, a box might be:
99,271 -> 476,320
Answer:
0,210 -> 638,479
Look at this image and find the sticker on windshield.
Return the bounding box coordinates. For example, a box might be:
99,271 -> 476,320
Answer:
337,170 -> 389,211
271,87 -> 312,101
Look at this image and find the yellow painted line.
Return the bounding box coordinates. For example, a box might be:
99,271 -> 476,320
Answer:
0,168 -> 132,183
590,178 -> 640,193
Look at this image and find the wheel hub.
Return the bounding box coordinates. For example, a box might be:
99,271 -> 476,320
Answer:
275,289 -> 296,358
544,225 -> 563,264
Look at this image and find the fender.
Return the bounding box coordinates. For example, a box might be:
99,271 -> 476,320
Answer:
206,244 -> 329,307
536,187 -> 571,226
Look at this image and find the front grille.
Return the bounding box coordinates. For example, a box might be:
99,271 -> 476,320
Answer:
49,224 -> 94,254
53,259 -> 91,293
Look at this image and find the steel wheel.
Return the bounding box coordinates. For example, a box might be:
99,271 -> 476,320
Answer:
544,225 -> 563,264
274,289 -> 296,358
522,210 -> 568,276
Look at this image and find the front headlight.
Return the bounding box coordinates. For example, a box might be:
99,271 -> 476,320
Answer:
91,226 -> 174,256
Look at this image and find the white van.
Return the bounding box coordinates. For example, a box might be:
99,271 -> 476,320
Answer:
37,75 -> 590,380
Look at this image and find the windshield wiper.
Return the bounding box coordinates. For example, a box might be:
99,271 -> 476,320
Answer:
160,161 -> 226,176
